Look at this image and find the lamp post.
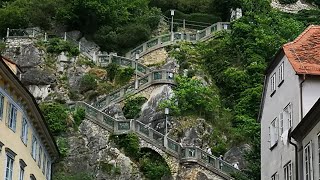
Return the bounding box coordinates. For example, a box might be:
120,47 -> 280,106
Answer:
135,53 -> 139,90
170,9 -> 175,42
165,107 -> 169,135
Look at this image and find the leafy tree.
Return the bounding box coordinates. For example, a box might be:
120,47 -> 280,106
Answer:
40,102 -> 68,135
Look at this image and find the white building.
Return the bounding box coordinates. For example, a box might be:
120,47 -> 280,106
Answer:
259,25 -> 320,180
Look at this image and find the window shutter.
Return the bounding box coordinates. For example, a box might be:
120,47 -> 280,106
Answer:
310,141 -> 314,180
6,102 -> 10,125
280,112 -> 283,136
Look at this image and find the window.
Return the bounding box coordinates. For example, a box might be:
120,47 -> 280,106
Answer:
31,135 -> 38,160
271,172 -> 278,180
279,112 -> 283,135
0,93 -> 4,119
38,147 -> 42,167
5,154 -> 14,180
284,103 -> 292,129
304,143 -> 313,180
270,73 -> 276,94
43,155 -> 47,174
269,118 -> 279,148
21,118 -> 28,145
19,167 -> 24,180
19,159 -> 27,180
8,103 -> 17,131
279,62 -> 284,85
46,160 -> 51,180
284,161 -> 293,180
30,174 -> 36,180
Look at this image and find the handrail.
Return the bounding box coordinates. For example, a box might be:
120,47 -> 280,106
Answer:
95,69 -> 176,110
125,22 -> 231,59
97,53 -> 151,76
73,101 -> 239,179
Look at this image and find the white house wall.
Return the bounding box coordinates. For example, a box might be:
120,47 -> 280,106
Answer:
302,77 -> 320,117
261,55 -> 301,179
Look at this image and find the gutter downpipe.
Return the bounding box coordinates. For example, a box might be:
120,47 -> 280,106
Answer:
300,74 -> 306,120
289,130 -> 299,180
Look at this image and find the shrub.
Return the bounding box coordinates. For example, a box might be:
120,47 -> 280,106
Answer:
123,96 -> 147,119
56,137 -> 69,157
46,38 -> 80,56
100,161 -> 121,175
39,102 -> 68,135
105,63 -> 120,82
139,151 -> 171,180
53,172 -> 93,180
73,107 -> 85,127
79,74 -> 97,93
110,133 -> 140,159
115,67 -> 134,86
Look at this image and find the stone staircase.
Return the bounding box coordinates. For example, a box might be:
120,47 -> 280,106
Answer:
73,101 -> 239,179
7,18 -> 239,178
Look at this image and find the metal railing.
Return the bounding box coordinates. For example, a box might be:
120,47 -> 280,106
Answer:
125,22 -> 231,59
95,69 -> 176,110
97,53 -> 151,76
74,101 -> 239,179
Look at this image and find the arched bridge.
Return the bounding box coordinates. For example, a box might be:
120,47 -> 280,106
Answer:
73,101 -> 239,180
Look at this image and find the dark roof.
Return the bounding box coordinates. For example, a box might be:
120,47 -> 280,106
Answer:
0,56 -> 59,159
290,98 -> 320,141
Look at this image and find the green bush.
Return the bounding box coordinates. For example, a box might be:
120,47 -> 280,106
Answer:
100,162 -> 121,175
72,107 -> 85,127
105,63 -> 120,82
115,67 -> 134,86
56,137 -> 69,157
110,133 -> 140,159
46,38 -> 80,56
139,151 -> 171,180
53,172 -> 93,180
123,96 -> 147,119
79,74 -> 97,93
39,102 -> 68,135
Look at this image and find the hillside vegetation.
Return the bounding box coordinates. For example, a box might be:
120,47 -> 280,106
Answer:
2,0 -> 320,179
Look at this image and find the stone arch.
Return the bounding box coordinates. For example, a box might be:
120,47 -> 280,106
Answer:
139,138 -> 180,179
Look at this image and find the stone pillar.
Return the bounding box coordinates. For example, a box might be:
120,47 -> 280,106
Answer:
6,28 -> 9,38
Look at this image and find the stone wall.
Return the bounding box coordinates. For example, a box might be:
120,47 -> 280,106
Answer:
140,48 -> 168,66
177,164 -> 226,180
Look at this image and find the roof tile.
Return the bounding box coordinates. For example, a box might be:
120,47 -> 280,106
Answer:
283,25 -> 320,75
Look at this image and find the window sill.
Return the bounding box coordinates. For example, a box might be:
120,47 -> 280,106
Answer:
270,141 -> 278,150
20,138 -> 27,147
270,90 -> 276,97
278,80 -> 284,87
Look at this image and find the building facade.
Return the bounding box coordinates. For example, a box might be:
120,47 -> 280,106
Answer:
0,57 -> 59,180
259,25 -> 320,180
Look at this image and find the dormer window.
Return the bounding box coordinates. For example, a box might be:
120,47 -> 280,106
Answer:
270,73 -> 276,96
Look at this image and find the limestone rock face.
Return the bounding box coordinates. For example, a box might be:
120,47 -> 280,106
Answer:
271,0 -> 314,13
55,119 -> 143,180
22,68 -> 56,85
177,164 -> 224,180
223,144 -> 251,170
139,85 -> 173,128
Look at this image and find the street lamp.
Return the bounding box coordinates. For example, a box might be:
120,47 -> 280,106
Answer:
165,107 -> 169,135
135,53 -> 139,90
170,9 -> 175,42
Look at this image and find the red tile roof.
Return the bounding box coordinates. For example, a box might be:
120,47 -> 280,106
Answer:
283,25 -> 320,75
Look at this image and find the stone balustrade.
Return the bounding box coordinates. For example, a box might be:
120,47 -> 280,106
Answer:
126,22 -> 231,59
95,69 -> 176,110
73,101 -> 239,179
97,54 -> 151,76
